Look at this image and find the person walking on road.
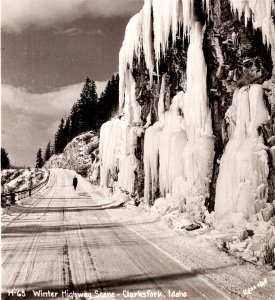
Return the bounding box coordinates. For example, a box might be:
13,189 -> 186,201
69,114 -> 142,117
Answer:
73,176 -> 78,190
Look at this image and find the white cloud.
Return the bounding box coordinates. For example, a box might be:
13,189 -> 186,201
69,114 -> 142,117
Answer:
2,0 -> 143,33
1,81 -> 107,166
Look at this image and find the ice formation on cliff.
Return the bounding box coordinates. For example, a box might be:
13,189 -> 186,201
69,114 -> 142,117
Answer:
100,0 -> 273,224
215,84 -> 270,223
103,0 -> 205,195
144,22 -> 214,212
229,0 -> 275,49
99,118 -> 142,193
100,62 -> 143,192
119,13 -> 142,110
119,0 -> 210,108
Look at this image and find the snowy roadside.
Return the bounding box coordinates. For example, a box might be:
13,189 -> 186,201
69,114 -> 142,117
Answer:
1,168 -> 49,193
92,190 -> 275,299
1,168 -> 50,220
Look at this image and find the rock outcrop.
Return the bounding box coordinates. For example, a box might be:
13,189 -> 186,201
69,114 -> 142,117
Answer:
45,131 -> 100,183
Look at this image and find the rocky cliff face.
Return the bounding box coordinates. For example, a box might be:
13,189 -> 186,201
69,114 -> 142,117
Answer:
45,131 -> 100,183
99,0 -> 275,222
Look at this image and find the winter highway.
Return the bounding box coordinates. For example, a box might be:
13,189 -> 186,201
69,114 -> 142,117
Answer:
2,169 -> 232,300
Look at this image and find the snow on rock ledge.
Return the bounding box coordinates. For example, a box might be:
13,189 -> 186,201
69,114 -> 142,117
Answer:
45,131 -> 100,183
1,168 -> 48,193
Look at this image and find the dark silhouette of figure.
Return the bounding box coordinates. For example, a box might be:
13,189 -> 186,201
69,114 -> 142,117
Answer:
73,176 -> 78,190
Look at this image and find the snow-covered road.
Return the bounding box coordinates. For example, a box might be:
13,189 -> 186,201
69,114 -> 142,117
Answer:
2,169 -> 233,299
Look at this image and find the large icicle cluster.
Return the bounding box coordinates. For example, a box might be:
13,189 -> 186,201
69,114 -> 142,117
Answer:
99,0 -> 273,225
144,22 -> 214,213
229,0 -> 275,51
119,13 -> 142,110
119,0 -> 202,110
215,84 -> 270,224
103,0 -> 204,196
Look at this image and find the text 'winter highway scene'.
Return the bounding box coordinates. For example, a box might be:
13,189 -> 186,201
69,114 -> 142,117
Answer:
1,0 -> 275,299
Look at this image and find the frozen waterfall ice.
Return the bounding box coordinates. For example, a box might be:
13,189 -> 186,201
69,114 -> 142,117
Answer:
215,84 -> 270,223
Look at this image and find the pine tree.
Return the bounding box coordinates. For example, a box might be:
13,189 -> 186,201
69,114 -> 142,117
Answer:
1,148 -> 11,169
36,148 -> 43,168
51,76 -> 116,156
98,74 -> 119,126
70,103 -> 80,140
44,141 -> 52,162
78,77 -> 98,133
63,118 -> 71,145
54,118 -> 66,154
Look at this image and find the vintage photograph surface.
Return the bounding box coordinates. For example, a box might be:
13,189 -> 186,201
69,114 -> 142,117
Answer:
1,0 -> 275,299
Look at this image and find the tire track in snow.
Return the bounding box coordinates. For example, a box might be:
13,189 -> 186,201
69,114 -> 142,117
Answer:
92,211 -> 170,299
21,181 -> 58,292
95,209 -> 228,300
62,241 -> 76,293
61,192 -> 81,298
1,173 -> 57,269
3,229 -> 42,289
1,173 -> 58,292
78,222 -> 104,293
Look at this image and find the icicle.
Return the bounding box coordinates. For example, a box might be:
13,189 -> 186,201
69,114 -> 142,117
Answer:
151,0 -> 195,74
142,0 -> 154,84
144,123 -> 161,203
203,0 -> 210,18
144,110 -> 152,129
158,75 -> 166,126
117,125 -> 140,193
119,13 -> 142,111
123,69 -> 141,125
182,22 -> 213,140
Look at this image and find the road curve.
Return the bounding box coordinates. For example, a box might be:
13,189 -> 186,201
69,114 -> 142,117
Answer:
2,169 -> 232,300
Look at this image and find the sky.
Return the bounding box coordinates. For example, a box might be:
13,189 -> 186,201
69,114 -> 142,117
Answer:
1,0 -> 143,167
